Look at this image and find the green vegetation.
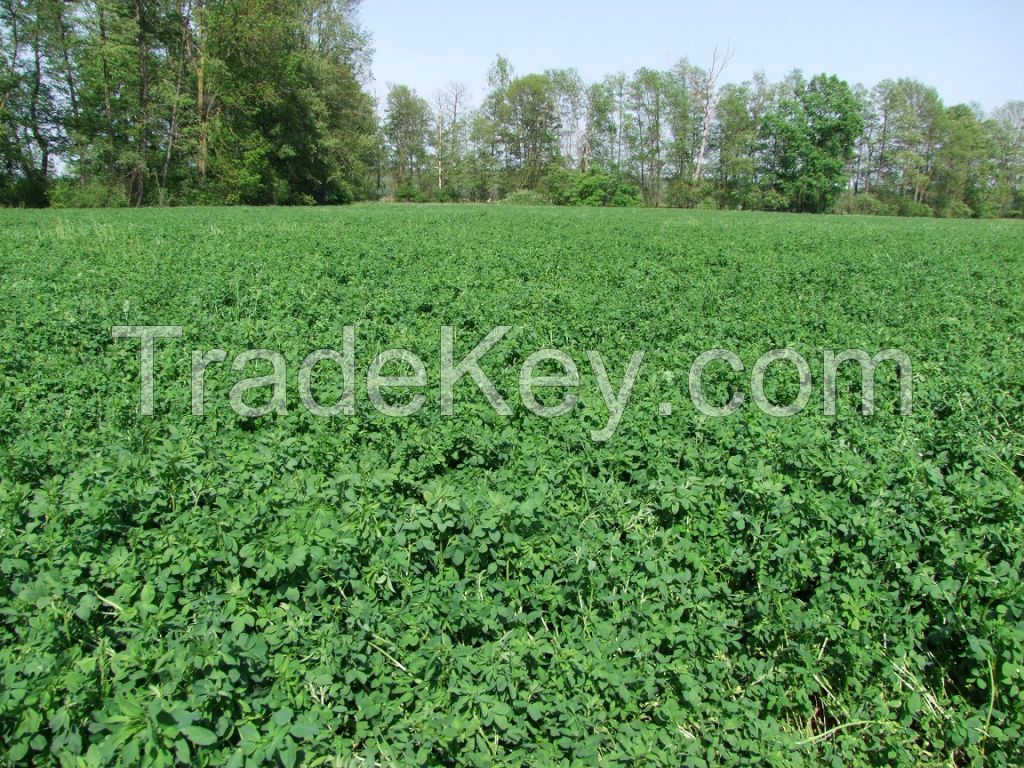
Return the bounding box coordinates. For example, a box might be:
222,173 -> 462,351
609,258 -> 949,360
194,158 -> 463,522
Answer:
1,0 -> 377,207
2,1 -> 1022,215
1,205 -> 1022,766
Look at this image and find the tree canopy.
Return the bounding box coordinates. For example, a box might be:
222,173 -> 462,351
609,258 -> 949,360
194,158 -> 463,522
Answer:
1,5 -> 1021,216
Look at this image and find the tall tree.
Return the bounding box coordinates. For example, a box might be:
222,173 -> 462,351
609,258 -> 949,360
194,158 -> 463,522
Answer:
475,61 -> 560,192
933,103 -> 991,216
432,81 -> 469,198
546,67 -> 585,168
690,46 -> 732,182
762,72 -> 863,212
626,68 -> 676,206
383,83 -> 431,197
991,101 -> 1024,216
580,79 -> 615,172
714,82 -> 758,207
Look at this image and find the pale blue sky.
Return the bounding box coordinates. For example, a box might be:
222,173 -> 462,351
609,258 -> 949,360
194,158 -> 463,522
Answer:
360,0 -> 1022,113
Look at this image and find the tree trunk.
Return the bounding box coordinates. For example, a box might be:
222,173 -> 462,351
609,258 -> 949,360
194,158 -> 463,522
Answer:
133,0 -> 150,206
0,0 -> 20,116
435,114 -> 443,190
161,0 -> 190,192
94,0 -> 118,186
28,31 -> 50,178
195,0 -> 208,181
55,4 -> 79,122
692,47 -> 733,183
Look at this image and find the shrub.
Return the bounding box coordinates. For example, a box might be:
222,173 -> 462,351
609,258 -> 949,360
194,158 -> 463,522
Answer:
972,200 -> 999,219
500,189 -> 550,206
898,198 -> 934,217
834,192 -> 897,216
395,182 -> 424,203
573,173 -> 608,206
541,168 -> 576,206
48,178 -> 129,209
541,169 -> 643,207
434,188 -> 462,203
666,178 -> 711,208
759,188 -> 789,212
937,200 -> 974,219
0,175 -> 50,207
609,181 -> 643,207
577,171 -> 642,207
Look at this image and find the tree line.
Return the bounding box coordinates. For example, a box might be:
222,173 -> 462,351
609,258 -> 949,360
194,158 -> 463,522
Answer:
2,0 -> 1022,216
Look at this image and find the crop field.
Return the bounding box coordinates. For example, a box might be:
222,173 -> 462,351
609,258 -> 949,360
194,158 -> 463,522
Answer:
1,205 -> 1023,767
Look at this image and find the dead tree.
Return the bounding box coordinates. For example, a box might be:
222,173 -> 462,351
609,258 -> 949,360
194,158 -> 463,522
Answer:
691,44 -> 734,183
432,82 -> 468,192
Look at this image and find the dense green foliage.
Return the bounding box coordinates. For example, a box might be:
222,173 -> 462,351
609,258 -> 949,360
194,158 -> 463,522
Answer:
384,63 -> 1022,217
1,206 -> 1023,766
0,0 -> 377,206
3,0 -> 1022,214
758,75 -> 864,213
542,169 -> 642,207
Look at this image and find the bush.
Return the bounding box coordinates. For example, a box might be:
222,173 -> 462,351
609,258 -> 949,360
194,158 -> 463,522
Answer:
898,198 -> 934,217
434,188 -> 463,203
938,200 -> 974,219
0,175 -> 51,207
395,182 -> 424,203
577,172 -> 642,207
759,188 -> 789,212
500,189 -> 550,206
572,173 -> 607,206
541,169 -> 642,207
834,192 -> 897,216
609,181 -> 643,207
326,181 -> 356,205
666,178 -> 711,209
541,168 -> 576,206
48,178 -> 129,209
972,200 -> 998,219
